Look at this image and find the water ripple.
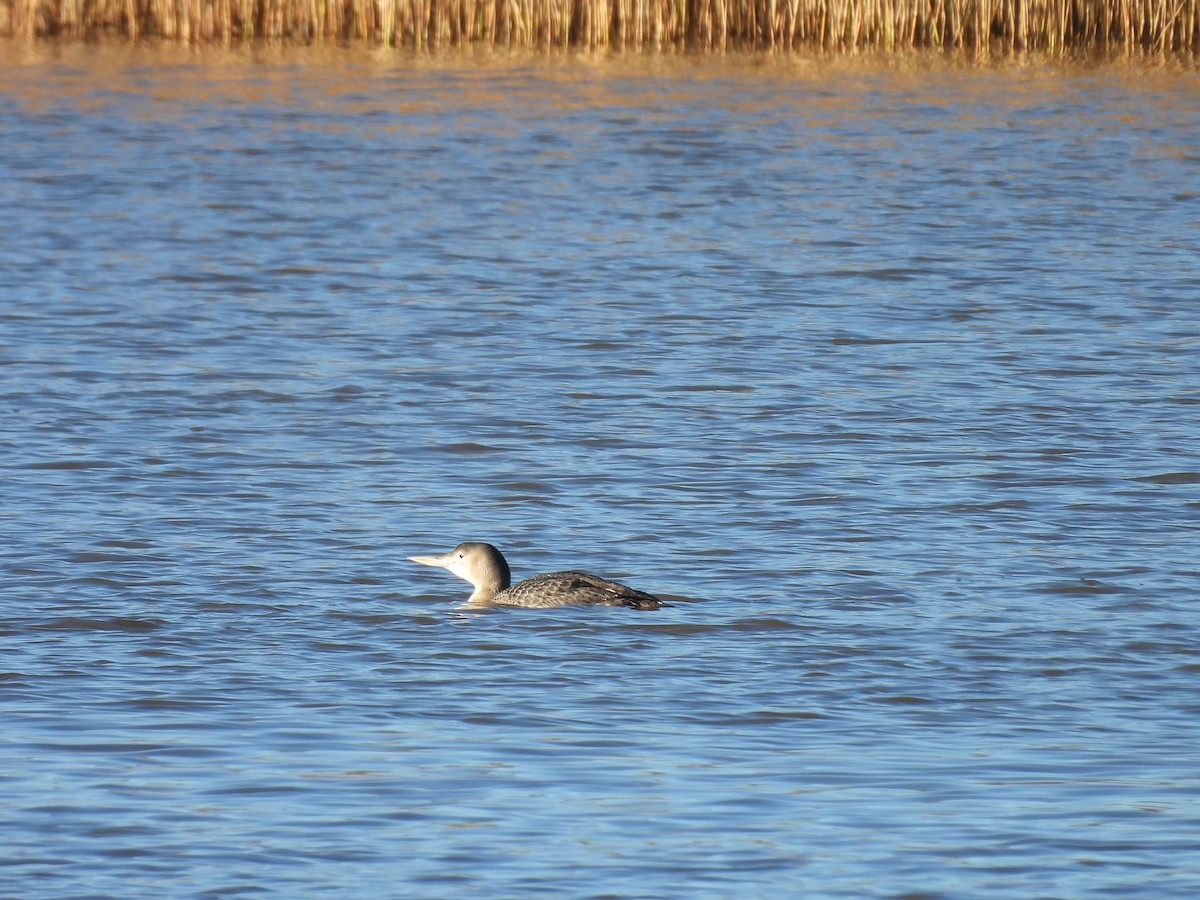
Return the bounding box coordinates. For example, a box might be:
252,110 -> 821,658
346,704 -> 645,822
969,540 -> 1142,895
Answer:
1,48 -> 1199,899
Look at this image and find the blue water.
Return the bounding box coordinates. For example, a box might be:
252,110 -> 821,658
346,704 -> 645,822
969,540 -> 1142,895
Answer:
2,44 -> 1199,897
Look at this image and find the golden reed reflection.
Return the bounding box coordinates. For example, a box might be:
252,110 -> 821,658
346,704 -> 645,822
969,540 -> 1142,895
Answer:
1,0 -> 1198,57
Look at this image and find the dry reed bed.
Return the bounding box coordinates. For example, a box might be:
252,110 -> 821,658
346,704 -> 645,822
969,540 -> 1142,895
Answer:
3,0 -> 1198,53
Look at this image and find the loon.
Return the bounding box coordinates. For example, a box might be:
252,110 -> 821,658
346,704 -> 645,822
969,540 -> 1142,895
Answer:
408,542 -> 665,609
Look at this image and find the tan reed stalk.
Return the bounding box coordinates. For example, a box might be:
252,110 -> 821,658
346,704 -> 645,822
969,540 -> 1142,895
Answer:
483,0 -> 496,43
459,0 -> 470,45
120,0 -> 136,39
1158,0 -> 1186,50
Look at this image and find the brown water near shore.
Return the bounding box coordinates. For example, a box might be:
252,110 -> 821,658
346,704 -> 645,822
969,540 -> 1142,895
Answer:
3,38 -> 1198,107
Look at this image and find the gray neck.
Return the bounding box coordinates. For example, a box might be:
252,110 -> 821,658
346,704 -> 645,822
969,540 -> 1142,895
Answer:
469,552 -> 511,603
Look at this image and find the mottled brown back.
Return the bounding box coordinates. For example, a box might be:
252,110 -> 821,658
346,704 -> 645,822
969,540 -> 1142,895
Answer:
493,571 -> 665,609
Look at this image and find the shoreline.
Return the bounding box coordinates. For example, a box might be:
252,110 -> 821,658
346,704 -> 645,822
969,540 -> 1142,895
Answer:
4,0 -> 1199,59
